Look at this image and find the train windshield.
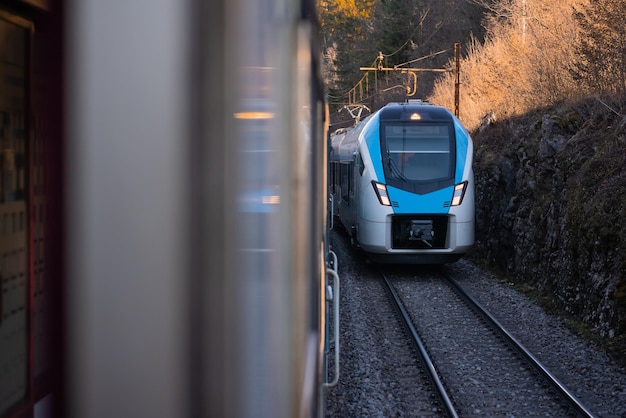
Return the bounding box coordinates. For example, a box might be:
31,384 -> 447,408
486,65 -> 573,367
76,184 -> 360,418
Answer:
383,122 -> 454,183
383,123 -> 453,181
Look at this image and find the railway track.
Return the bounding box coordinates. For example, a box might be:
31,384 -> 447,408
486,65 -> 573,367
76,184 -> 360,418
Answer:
382,273 -> 458,418
325,268 -> 448,416
381,268 -> 597,417
325,229 -> 626,416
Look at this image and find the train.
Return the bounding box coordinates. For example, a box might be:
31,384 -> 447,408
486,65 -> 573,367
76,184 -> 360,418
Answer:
0,0 -> 337,417
330,100 -> 475,264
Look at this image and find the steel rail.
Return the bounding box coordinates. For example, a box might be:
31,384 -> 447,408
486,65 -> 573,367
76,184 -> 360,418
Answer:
381,273 -> 459,418
445,275 -> 597,418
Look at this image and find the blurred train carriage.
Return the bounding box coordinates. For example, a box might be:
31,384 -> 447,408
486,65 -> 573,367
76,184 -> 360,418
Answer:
0,0 -> 337,417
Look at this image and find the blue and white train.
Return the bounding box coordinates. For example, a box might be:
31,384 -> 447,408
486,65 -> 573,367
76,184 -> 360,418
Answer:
330,100 -> 475,264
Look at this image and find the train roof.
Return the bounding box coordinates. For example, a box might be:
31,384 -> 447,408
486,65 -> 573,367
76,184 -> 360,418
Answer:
378,101 -> 454,122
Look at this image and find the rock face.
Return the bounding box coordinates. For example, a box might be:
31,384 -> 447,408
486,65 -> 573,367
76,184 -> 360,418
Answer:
470,97 -> 626,346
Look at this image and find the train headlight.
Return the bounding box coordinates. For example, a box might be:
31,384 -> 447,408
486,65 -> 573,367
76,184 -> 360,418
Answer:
372,181 -> 391,206
451,181 -> 468,206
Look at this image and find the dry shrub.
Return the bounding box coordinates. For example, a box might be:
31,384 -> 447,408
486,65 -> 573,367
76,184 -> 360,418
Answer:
428,0 -> 581,131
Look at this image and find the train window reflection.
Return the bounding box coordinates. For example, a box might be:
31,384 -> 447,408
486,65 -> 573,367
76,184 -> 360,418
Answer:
236,106 -> 280,213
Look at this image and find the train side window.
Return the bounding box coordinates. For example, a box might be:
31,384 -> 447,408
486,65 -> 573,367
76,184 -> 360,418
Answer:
355,153 -> 364,176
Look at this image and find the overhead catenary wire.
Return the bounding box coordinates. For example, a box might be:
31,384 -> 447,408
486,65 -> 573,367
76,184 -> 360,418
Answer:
329,5 -> 463,107
329,50 -> 452,107
393,49 -> 451,69
380,9 -> 430,58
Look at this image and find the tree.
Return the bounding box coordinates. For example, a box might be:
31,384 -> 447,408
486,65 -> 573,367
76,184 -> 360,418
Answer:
373,0 -> 424,66
318,0 -> 378,100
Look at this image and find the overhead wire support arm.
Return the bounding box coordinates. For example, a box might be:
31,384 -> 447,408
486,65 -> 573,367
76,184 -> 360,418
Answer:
359,67 -> 452,73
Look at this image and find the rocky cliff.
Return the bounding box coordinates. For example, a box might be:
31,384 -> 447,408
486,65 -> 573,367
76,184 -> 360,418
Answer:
469,96 -> 626,358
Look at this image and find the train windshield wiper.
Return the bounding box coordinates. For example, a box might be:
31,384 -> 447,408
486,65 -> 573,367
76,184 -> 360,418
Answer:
388,157 -> 410,182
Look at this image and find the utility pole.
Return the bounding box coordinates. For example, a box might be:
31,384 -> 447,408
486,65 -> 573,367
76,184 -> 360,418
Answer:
454,43 -> 460,117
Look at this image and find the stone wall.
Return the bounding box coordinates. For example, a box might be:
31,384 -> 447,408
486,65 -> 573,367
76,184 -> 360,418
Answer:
469,98 -> 626,342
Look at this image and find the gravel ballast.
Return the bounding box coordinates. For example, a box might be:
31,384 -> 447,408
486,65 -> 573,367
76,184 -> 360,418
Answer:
325,230 -> 626,417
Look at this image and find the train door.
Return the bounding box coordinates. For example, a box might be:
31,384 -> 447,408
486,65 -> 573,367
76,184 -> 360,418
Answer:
327,158 -> 337,219
337,161 -> 354,231
352,151 -> 370,241
351,152 -> 361,240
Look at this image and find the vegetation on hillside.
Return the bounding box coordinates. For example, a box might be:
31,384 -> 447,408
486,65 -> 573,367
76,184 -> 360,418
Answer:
430,0 -> 626,130
318,0 -> 626,130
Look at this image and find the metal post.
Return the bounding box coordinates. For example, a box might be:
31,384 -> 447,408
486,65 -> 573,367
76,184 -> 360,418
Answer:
454,43 -> 460,118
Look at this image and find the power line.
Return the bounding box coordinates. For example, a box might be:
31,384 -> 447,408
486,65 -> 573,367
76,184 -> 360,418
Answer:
394,49 -> 451,68
381,9 -> 430,58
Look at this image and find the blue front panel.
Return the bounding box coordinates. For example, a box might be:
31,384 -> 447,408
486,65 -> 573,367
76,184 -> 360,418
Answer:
454,119 -> 469,182
387,185 -> 453,214
362,115 -> 385,180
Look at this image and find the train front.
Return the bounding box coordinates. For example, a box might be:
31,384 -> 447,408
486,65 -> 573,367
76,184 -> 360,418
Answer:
360,102 -> 475,264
